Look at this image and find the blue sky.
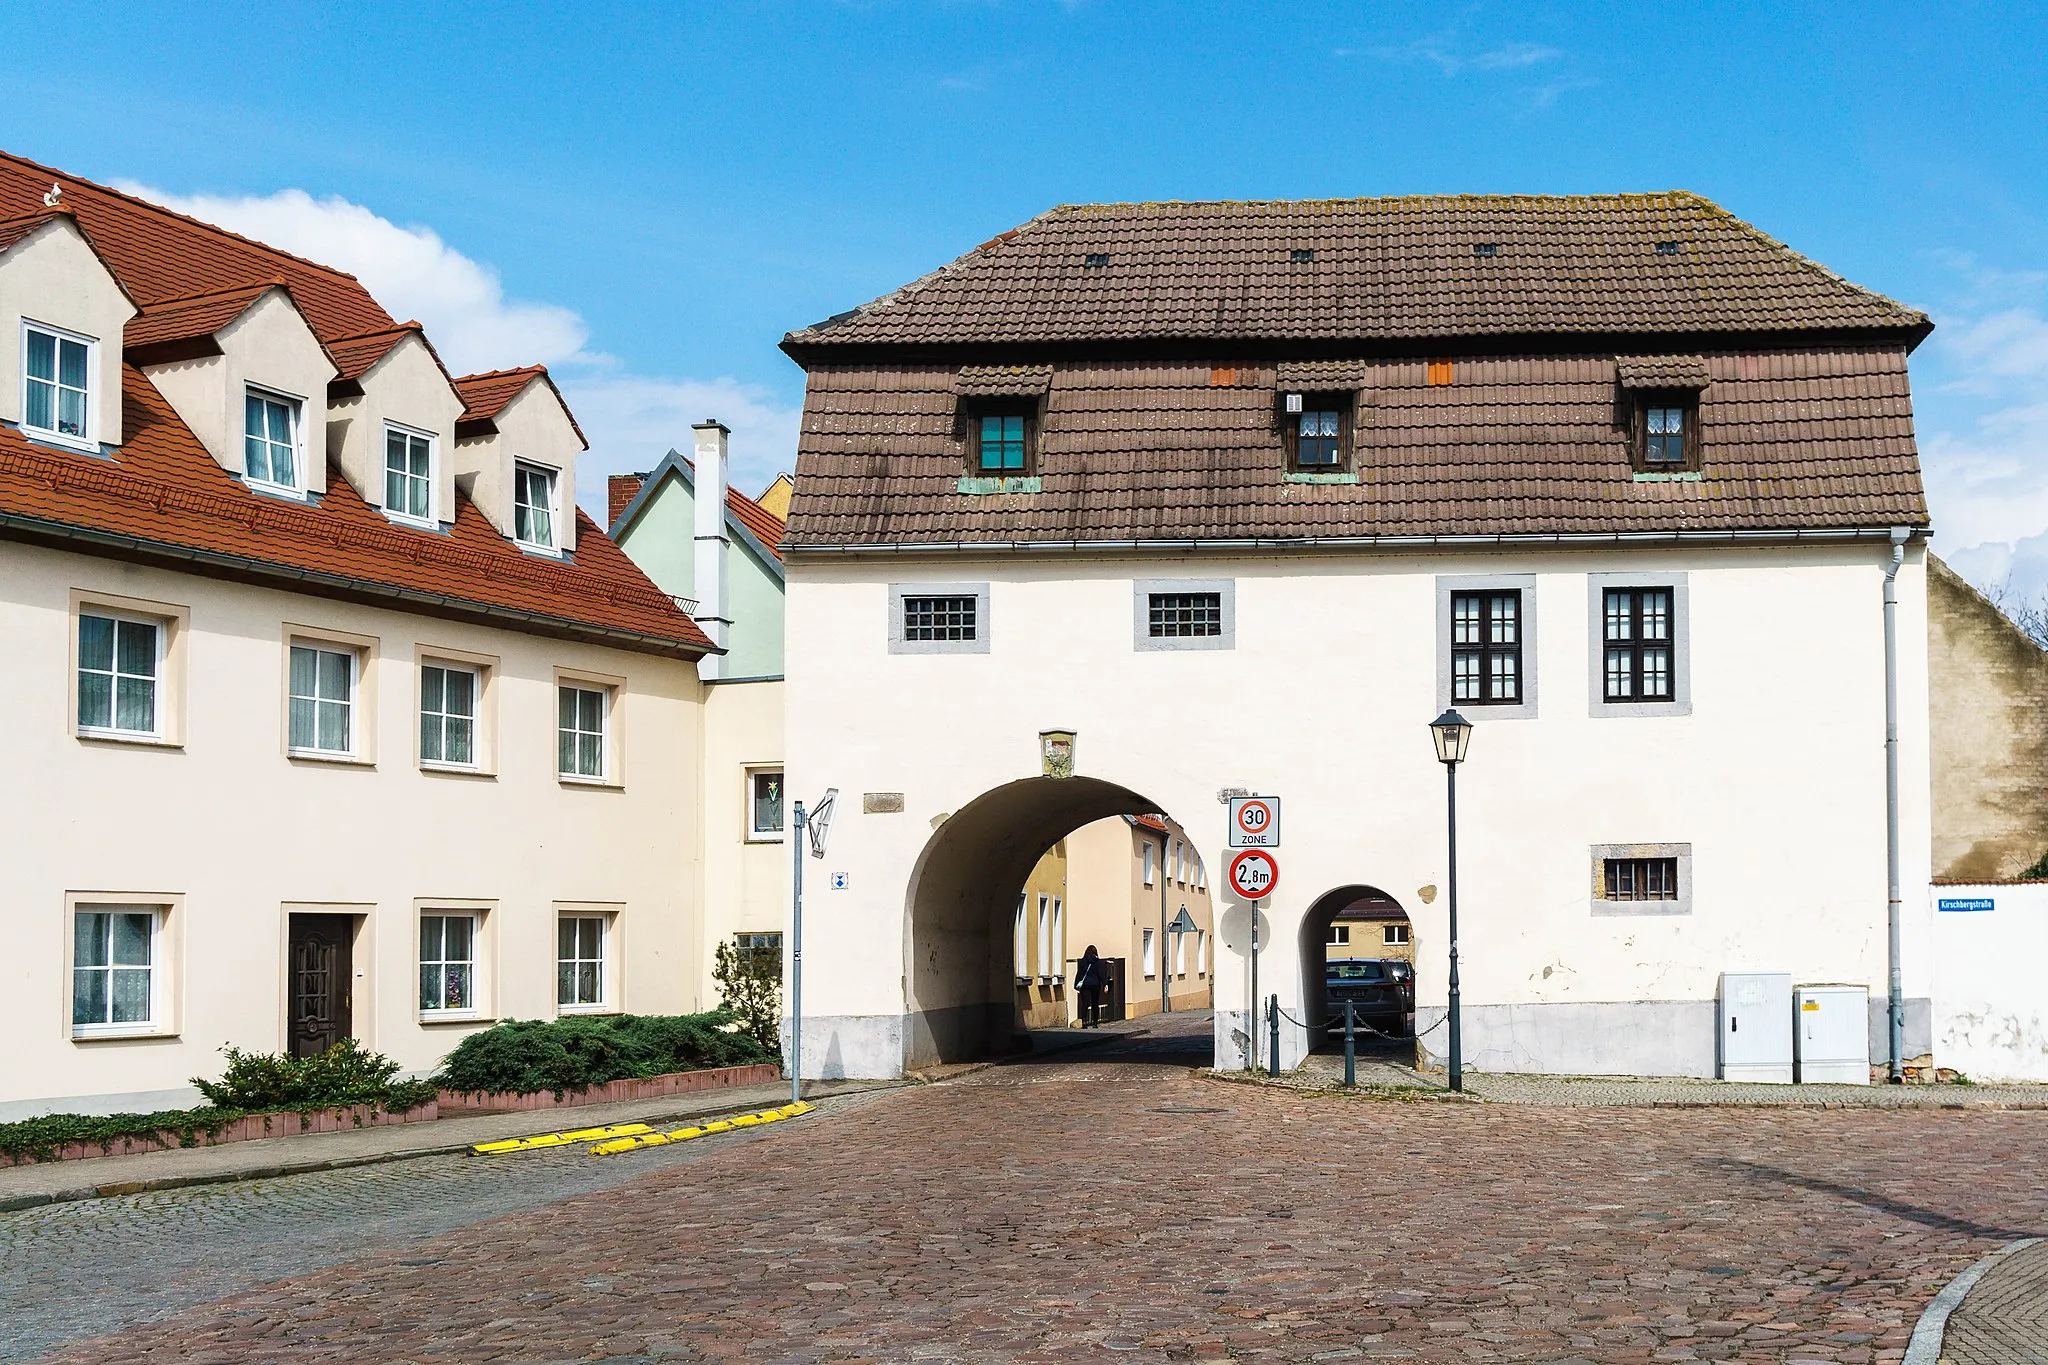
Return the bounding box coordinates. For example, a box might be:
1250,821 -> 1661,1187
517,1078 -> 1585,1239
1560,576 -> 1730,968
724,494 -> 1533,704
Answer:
11,1 -> 2048,592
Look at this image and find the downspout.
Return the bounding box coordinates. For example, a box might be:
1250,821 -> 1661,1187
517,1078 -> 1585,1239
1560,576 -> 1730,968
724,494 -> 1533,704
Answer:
1159,839 -> 1169,1017
1884,526 -> 1909,1083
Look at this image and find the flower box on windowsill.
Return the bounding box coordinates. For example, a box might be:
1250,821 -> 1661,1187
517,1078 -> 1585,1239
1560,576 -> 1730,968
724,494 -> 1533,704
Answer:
435,1062 -> 784,1115
0,1099 -> 439,1168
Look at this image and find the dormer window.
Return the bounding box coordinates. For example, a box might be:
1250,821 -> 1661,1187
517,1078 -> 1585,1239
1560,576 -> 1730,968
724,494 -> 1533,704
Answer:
384,426 -> 434,524
23,322 -> 93,446
1631,392 -> 1701,473
971,405 -> 1035,475
514,461 -> 558,550
1284,393 -> 1350,471
243,389 -> 300,490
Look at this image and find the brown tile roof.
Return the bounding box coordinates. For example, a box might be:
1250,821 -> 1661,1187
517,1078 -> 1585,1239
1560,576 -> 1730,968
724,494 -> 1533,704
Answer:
784,194 -> 1928,353
451,365 -> 589,447
783,348 -> 1927,547
123,282 -> 281,352
0,150 -> 704,656
956,364 -> 1053,397
1617,355 -> 1714,388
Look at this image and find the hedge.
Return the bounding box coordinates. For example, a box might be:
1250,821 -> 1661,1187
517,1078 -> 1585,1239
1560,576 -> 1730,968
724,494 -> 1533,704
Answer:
432,1012 -> 774,1098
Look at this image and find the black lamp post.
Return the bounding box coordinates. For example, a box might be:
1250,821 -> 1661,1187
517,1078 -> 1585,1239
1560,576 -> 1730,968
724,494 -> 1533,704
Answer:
1429,709 -> 1473,1092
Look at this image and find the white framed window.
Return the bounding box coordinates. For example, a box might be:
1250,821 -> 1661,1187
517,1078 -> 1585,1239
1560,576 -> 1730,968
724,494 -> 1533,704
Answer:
77,611 -> 161,738
71,905 -> 161,1037
1036,894 -> 1051,980
419,913 -> 479,1016
1013,893 -> 1028,982
1385,923 -> 1411,946
384,425 -> 434,523
1051,897 -> 1064,982
557,915 -> 608,1011
1142,927 -> 1157,978
1198,930 -> 1208,976
289,644 -> 357,756
514,462 -> 558,550
1327,924 -> 1350,945
420,663 -> 478,769
557,683 -> 609,780
23,321 -> 93,446
1196,860 -> 1206,892
243,388 -> 300,490
747,768 -> 785,841
1174,930 -> 1187,977
1142,840 -> 1155,887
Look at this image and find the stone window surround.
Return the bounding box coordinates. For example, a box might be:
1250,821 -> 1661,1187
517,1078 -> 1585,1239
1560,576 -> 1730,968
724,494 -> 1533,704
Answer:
887,582 -> 991,655
1133,577 -> 1235,652
1587,571 -> 1692,718
1589,841 -> 1694,917
1435,572 -> 1539,720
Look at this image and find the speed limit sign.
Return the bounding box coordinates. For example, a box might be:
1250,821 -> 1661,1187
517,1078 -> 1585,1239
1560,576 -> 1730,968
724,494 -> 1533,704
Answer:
1227,849 -> 1280,900
1228,796 -> 1280,848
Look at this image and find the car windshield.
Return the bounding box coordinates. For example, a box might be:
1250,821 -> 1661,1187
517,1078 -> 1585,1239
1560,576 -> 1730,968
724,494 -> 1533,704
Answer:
1327,961 -> 1386,981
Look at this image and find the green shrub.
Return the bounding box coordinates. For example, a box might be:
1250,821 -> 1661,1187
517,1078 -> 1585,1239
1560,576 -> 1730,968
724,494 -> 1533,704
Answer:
2022,848 -> 2048,879
432,1012 -> 773,1098
192,1039 -> 437,1112
713,939 -> 783,1056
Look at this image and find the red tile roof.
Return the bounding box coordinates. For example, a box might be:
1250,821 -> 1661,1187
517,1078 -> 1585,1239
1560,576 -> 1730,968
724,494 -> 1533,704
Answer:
123,282 -> 281,352
326,323 -> 423,382
726,481 -> 785,562
451,365 -> 589,448
0,149 -> 706,657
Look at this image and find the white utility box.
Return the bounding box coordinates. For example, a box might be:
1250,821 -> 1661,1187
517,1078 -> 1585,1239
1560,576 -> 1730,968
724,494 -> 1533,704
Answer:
1794,985 -> 1870,1085
1719,971 -> 1793,1082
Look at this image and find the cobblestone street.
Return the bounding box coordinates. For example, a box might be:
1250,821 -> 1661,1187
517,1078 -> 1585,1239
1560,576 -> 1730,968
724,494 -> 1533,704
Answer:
9,1014 -> 2047,1364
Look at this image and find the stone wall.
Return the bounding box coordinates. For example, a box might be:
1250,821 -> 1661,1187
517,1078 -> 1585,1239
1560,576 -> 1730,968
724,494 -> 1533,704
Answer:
1929,556 -> 2048,879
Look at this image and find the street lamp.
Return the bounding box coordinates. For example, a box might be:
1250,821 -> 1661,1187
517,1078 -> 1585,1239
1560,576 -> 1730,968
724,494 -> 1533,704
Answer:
1428,709 -> 1472,1092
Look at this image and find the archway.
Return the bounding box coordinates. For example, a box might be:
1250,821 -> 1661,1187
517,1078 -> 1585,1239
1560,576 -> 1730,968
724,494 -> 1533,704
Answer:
903,776 -> 1215,1068
1297,884 -> 1416,1054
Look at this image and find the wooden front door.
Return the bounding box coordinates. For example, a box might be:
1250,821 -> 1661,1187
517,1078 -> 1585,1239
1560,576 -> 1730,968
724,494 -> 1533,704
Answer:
288,914 -> 353,1058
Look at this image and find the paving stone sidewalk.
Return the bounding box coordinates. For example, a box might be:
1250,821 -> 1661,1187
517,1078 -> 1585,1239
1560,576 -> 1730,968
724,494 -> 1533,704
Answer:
1940,1239 -> 2048,1365
0,1075 -> 885,1210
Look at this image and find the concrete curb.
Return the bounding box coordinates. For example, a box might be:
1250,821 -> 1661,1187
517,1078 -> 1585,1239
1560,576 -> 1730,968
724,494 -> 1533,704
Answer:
1904,1236 -> 2043,1365
0,1082 -> 901,1214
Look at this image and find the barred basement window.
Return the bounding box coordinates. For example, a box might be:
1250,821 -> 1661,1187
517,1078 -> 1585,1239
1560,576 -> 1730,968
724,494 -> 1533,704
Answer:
1451,590 -> 1522,704
1603,588 -> 1675,702
1148,592 -> 1222,638
1604,857 -> 1679,901
903,595 -> 977,642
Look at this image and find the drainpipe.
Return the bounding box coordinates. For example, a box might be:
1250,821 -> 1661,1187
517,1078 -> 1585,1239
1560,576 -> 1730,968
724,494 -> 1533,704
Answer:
692,420 -> 732,682
1884,526 -> 1909,1083
1159,839 -> 1169,1017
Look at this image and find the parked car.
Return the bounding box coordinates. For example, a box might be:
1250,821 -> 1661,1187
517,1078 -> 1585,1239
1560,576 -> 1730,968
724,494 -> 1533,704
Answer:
1325,958 -> 1415,1036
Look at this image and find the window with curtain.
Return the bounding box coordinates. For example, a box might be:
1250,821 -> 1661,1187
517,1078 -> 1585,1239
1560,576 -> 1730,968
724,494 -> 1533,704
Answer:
514,463 -> 557,548
419,914 -> 476,1012
244,390 -> 298,487
420,664 -> 477,767
77,613 -> 159,736
72,907 -> 156,1033
557,916 -> 606,1009
1293,405 -> 1342,467
557,684 -> 607,779
384,427 -> 433,521
1603,588 -> 1676,702
25,324 -> 91,441
748,770 -> 784,838
1450,590 -> 1522,705
289,645 -> 355,755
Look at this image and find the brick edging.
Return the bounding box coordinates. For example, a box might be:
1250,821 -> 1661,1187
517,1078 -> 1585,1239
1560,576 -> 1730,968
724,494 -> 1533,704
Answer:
436,1062 -> 784,1114
0,1100 -> 440,1168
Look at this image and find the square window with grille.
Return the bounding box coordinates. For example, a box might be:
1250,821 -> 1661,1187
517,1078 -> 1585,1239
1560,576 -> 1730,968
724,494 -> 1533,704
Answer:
1450,590 -> 1522,704
1604,587 -> 1675,702
735,931 -> 784,981
1603,857 -> 1679,901
1148,591 -> 1222,638
903,594 -> 977,642
973,407 -> 1033,473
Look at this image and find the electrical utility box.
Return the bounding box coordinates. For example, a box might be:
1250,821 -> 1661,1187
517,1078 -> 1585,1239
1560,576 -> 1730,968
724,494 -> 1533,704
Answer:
1719,972 -> 1793,1082
1794,985 -> 1870,1085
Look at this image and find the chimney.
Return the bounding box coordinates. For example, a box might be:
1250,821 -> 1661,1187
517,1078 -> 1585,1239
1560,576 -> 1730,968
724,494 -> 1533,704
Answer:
607,473 -> 646,533
692,420 -> 731,680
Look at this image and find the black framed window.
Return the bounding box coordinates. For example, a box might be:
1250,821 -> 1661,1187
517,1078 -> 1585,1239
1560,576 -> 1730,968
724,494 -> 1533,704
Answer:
1603,588 -> 1675,702
1450,590 -> 1522,704
1604,857 -> 1678,901
903,594 -> 978,642
1147,592 -> 1222,638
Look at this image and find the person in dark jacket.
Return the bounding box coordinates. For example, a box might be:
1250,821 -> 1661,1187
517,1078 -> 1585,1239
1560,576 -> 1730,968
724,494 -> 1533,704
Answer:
1075,945 -> 1109,1027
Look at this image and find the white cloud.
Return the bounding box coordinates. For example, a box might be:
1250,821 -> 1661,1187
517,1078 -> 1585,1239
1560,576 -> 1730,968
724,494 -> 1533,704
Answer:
114,182 -> 588,373
113,182 -> 800,521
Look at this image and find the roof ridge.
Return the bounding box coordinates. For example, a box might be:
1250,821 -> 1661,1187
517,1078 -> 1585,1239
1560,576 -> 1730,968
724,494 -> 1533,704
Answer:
0,149 -> 375,287
133,278 -> 285,310
329,320 -> 423,342
791,205 -> 1068,337
455,363 -> 549,382
1046,190 -> 1713,212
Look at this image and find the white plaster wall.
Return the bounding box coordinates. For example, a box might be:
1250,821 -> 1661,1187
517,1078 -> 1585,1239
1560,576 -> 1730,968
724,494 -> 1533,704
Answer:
0,540 -> 704,1117
699,678 -> 785,1005
144,290 -> 336,490
453,380 -> 582,550
327,337 -> 464,523
0,219 -> 135,446
785,542 -> 1933,1078
1930,882 -> 2048,1080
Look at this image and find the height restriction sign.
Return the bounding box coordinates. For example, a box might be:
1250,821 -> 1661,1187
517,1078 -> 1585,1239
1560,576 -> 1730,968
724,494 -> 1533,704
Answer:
1228,796 -> 1280,848
1227,849 -> 1280,900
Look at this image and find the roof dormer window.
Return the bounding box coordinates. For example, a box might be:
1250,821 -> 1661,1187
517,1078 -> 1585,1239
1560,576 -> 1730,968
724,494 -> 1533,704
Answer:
23,322 -> 93,447
242,389 -> 300,490
513,461 -> 558,551
383,425 -> 434,525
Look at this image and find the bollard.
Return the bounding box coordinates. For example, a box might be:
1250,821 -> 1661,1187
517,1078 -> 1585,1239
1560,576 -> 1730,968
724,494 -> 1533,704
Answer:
1343,1000 -> 1356,1088
1268,993 -> 1281,1077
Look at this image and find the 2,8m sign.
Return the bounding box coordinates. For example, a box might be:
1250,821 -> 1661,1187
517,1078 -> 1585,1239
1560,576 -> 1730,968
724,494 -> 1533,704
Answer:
1227,849 -> 1279,900
1228,796 -> 1280,848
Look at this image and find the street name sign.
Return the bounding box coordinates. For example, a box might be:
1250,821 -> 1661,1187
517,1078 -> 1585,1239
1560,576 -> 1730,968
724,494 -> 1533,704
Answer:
1228,796 -> 1280,848
1937,897 -> 1994,912
1227,849 -> 1279,900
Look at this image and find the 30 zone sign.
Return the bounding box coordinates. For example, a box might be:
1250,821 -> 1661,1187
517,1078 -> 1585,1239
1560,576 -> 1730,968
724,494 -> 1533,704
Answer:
1228,796 -> 1280,848
1227,849 -> 1280,900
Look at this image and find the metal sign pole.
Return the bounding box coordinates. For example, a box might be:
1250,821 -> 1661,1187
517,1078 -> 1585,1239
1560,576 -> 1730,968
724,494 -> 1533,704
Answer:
1267,993 -> 1280,1077
1344,1000 -> 1356,1088
1247,906 -> 1259,1071
790,799 -> 805,1107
